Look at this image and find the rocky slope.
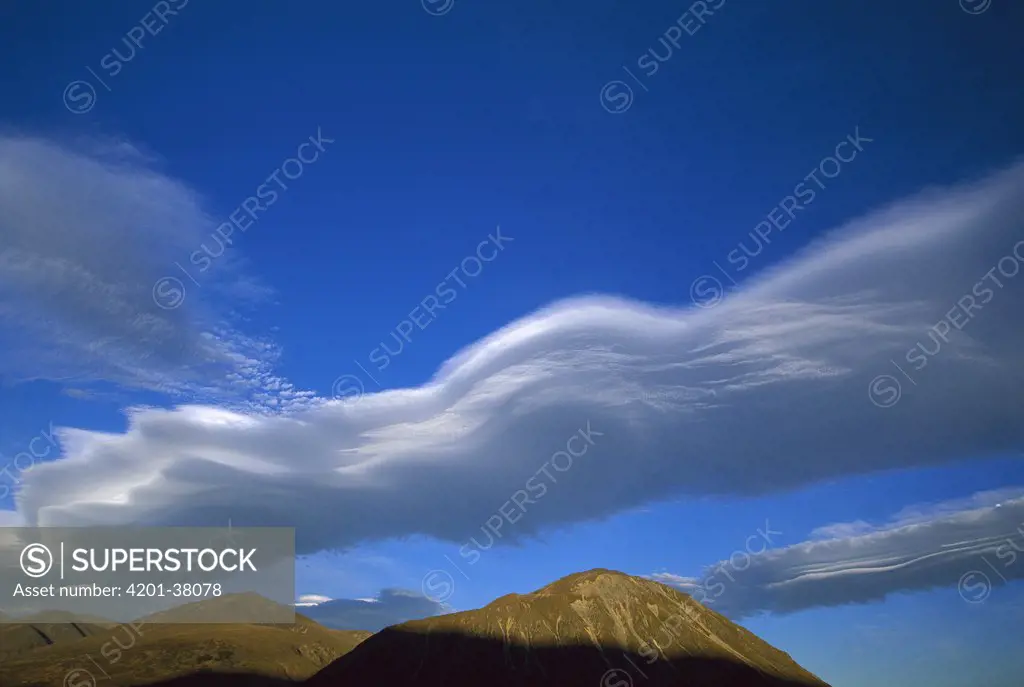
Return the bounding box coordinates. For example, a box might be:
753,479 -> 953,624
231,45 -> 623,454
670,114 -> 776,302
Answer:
308,568 -> 830,687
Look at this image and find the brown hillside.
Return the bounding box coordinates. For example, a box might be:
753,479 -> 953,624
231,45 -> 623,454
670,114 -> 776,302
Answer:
308,569 -> 830,687
0,612 -> 370,687
0,619 -> 110,658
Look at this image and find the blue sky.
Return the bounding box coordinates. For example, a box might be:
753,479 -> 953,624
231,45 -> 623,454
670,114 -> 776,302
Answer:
2,1 -> 1024,685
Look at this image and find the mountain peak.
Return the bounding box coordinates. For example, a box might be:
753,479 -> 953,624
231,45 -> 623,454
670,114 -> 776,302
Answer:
542,567 -> 633,586
311,569 -> 830,687
485,568 -> 634,605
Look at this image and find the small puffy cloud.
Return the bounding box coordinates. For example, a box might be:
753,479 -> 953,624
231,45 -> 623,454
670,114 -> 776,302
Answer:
295,594 -> 334,607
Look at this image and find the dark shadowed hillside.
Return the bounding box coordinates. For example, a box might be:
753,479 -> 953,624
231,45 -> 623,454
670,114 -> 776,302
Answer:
308,569 -> 830,687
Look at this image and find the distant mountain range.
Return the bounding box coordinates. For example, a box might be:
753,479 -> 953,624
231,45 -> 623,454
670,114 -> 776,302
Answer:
0,569 -> 829,687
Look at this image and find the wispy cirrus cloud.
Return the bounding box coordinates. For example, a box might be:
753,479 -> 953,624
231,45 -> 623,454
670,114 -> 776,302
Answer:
0,132 -> 310,412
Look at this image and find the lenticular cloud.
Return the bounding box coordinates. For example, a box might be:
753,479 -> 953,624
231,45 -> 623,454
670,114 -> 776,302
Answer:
14,161 -> 1024,558
654,488 -> 1024,617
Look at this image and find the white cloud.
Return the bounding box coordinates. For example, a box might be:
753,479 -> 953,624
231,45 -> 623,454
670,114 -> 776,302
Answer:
656,488 -> 1024,617
295,593 -> 333,607
8,159 -> 1024,577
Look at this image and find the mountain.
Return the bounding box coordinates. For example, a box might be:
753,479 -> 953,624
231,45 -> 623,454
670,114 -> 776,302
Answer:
309,569 -> 830,687
0,611 -> 371,687
0,572 -> 829,687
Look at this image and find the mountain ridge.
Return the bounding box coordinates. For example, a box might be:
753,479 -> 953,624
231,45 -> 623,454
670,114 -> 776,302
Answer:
309,568 -> 830,687
0,570 -> 829,687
